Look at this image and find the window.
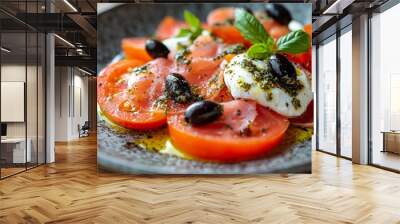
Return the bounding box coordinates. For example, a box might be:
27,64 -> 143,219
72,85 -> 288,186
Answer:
317,36 -> 337,154
370,2 -> 400,171
0,1 -> 46,179
339,27 -> 352,158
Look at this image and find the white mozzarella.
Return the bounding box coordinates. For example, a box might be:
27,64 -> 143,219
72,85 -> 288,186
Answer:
289,20 -> 303,31
162,36 -> 191,57
223,54 -> 312,117
162,30 -> 213,57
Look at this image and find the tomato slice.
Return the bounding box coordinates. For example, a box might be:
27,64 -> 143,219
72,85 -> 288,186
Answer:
209,87 -> 234,102
289,100 -> 313,127
285,47 -> 312,72
262,19 -> 279,33
207,7 -> 251,46
121,37 -> 152,62
156,16 -> 187,40
169,35 -> 225,100
269,25 -> 290,39
212,25 -> 251,46
98,59 -> 170,130
207,7 -> 235,25
304,23 -> 312,37
189,35 -> 220,58
168,100 -> 289,162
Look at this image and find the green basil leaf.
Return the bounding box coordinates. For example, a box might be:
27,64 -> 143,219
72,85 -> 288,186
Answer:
234,8 -> 271,44
176,28 -> 192,37
181,11 -> 203,41
184,10 -> 201,31
277,30 -> 310,54
190,28 -> 203,41
247,43 -> 273,59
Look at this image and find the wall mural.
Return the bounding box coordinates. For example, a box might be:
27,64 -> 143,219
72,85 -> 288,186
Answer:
97,3 -> 313,174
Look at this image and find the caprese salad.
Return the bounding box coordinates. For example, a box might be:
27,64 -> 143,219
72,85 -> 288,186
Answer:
98,5 -> 313,163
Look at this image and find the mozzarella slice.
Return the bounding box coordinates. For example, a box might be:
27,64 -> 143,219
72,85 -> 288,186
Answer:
162,36 -> 191,57
223,53 -> 312,117
162,30 -> 213,58
289,20 -> 304,31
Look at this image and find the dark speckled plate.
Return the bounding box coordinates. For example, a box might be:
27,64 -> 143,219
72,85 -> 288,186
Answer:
97,3 -> 312,174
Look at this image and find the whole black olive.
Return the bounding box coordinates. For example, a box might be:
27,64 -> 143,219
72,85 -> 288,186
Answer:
268,54 -> 296,80
184,101 -> 223,125
265,4 -> 292,26
165,73 -> 193,104
244,7 -> 253,15
145,39 -> 170,58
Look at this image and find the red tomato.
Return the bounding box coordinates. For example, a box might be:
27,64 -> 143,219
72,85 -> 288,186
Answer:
207,7 -> 235,25
156,16 -> 187,40
170,57 -> 224,100
285,47 -> 312,72
169,35 -> 225,100
168,100 -> 289,162
189,35 -> 220,58
121,37 -> 152,62
209,86 -> 234,102
304,23 -> 312,37
98,59 -> 171,130
289,100 -> 313,128
207,7 -> 251,46
211,25 -> 251,46
262,19 -> 279,33
270,25 -> 290,39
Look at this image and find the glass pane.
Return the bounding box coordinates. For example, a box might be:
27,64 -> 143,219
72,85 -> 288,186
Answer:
26,0 -> 39,169
27,31 -> 38,169
312,45 -> 317,150
1,31 -> 27,177
371,4 -> 400,171
317,37 -> 337,154
339,29 -> 352,158
38,32 -> 45,165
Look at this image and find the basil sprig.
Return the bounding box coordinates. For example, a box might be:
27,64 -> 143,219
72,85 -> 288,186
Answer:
276,30 -> 310,54
234,8 -> 310,59
176,10 -> 203,41
234,9 -> 270,44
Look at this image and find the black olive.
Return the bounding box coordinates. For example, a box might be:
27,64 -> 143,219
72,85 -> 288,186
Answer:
184,101 -> 223,125
145,39 -> 170,58
165,73 -> 193,104
244,7 -> 253,15
268,53 -> 296,81
265,4 -> 292,26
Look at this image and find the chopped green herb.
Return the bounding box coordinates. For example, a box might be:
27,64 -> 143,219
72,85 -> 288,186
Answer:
130,64 -> 149,76
237,79 -> 252,91
292,98 -> 301,109
238,58 -> 303,96
213,44 -> 246,60
175,47 -> 192,65
266,92 -> 273,101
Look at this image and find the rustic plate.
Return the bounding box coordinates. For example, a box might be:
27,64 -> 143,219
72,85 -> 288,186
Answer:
97,3 -> 312,174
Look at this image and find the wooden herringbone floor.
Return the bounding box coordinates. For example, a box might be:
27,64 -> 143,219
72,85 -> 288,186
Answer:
0,135 -> 400,224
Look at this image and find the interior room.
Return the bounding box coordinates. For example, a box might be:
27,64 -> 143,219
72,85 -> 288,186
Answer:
0,0 -> 400,223
314,0 -> 400,172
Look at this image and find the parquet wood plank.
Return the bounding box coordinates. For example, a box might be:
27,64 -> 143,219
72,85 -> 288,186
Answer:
0,135 -> 399,223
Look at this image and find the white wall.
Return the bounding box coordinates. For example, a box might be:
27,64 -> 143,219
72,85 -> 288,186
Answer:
54,67 -> 89,141
1,65 -> 39,138
1,64 -> 46,164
